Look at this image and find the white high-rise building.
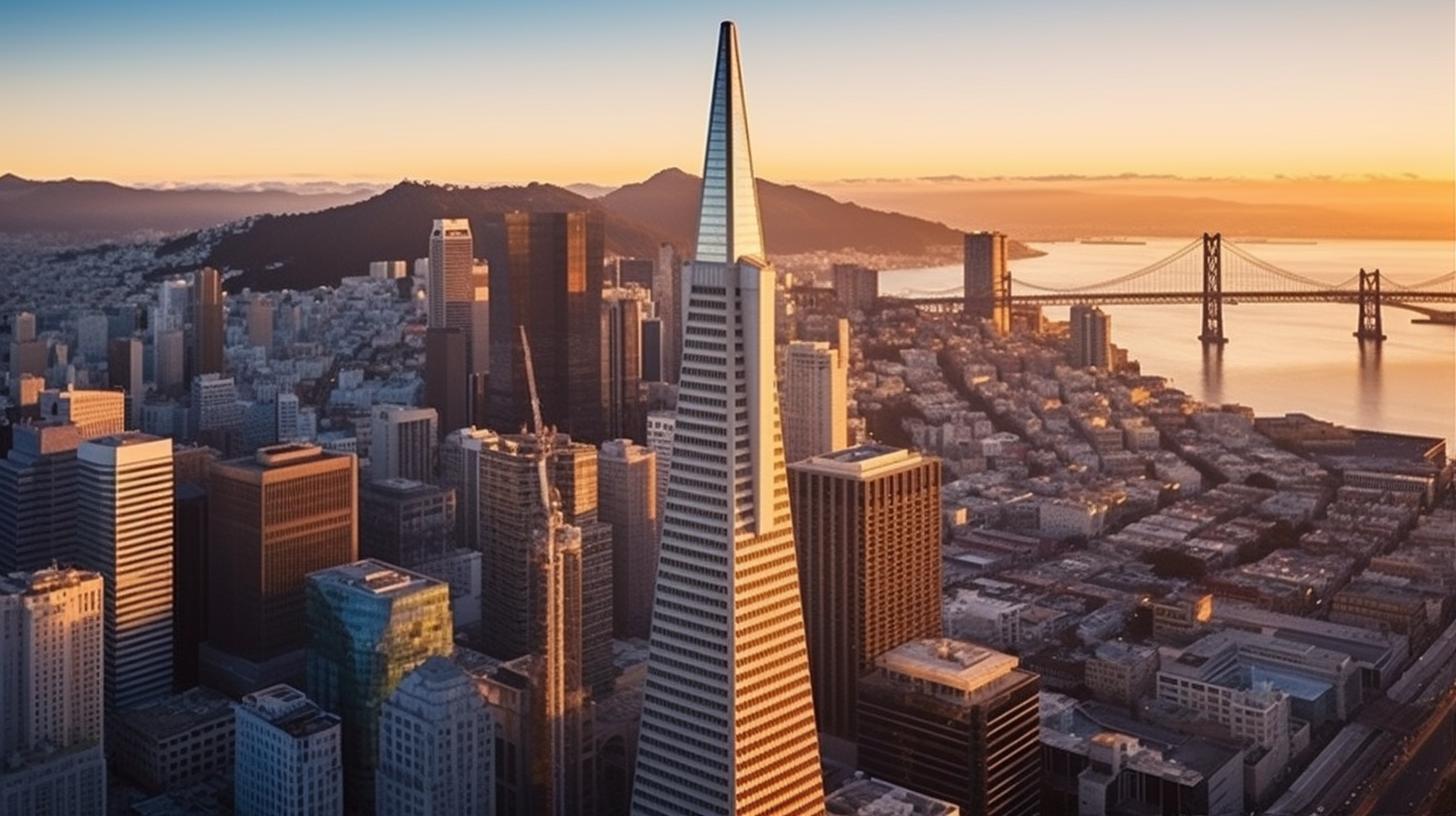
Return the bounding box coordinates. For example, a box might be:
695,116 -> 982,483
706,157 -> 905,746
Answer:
631,21 -> 825,815
0,568 -> 107,815
376,657 -> 494,816
781,318 -> 849,464
428,219 -> 488,375
75,433 -> 174,710
644,410 -> 674,535
369,405 -> 438,482
233,684 -> 343,816
276,392 -> 301,442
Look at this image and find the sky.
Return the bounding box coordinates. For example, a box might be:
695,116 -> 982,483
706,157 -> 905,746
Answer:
2,0 -> 1453,186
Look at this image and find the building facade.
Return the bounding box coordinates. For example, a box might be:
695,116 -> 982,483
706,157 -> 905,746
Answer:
368,405 -> 438,483
781,319 -> 849,464
233,684 -> 343,816
376,657 -> 494,816
0,421 -> 82,573
597,439 -> 657,639
964,231 -> 1010,335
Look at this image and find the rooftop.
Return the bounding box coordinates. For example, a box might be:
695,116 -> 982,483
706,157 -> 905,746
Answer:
308,558 -> 442,598
239,684 -> 339,738
113,687 -> 235,741
826,777 -> 960,816
793,444 -> 926,477
878,638 -> 1020,694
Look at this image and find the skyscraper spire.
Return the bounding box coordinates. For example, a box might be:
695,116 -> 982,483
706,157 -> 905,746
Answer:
694,20 -> 766,265
632,21 -> 825,816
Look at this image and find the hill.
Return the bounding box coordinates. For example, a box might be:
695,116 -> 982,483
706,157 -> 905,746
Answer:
0,173 -> 370,237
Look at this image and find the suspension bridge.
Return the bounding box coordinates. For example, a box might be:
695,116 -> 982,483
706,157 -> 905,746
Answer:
889,233 -> 1456,343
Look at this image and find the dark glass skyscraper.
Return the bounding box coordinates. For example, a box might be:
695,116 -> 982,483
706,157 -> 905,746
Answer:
484,211 -> 605,441
192,267 -> 225,378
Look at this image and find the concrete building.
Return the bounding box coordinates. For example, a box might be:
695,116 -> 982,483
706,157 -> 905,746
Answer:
831,263 -> 879,313
0,421 -> 82,573
1069,305 -> 1112,369
1085,640 -> 1159,707
233,684 -> 342,816
964,231 -> 1010,335
788,445 -> 942,749
359,478 -> 455,567
190,374 -> 241,443
75,433 -> 174,710
376,657 -> 494,816
1157,638 -> 1292,762
857,639 -> 1041,816
601,286 -> 652,440
439,426 -> 497,553
39,387 -> 125,440
305,560 -> 453,814
204,444 -> 357,695
246,296 -> 274,351
110,687 -> 235,793
825,777 -> 960,815
425,219 -> 488,432
597,439 -> 657,639
368,405 -> 438,483
154,328 -> 186,393
781,319 -> 849,464
108,337 -> 144,427
0,568 -> 107,815
652,242 -> 682,383
631,22 -> 826,815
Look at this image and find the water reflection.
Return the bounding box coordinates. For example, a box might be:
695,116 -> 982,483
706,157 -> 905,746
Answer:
1357,340 -> 1383,430
1200,343 -> 1225,405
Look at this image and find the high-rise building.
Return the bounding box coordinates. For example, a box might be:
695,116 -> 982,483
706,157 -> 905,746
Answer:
1070,304 -> 1112,369
108,336 -> 144,428
644,410 -> 674,532
155,280 -> 189,333
204,444 -> 357,695
305,560 -> 453,815
76,313 -> 109,360
597,439 -> 657,639
653,242 -> 682,383
615,257 -> 656,289
233,684 -> 343,816
857,639 -> 1041,816
425,220 -> 488,431
375,657 -> 494,816
154,328 -> 186,393
75,433 -> 175,710
964,231 -> 1010,335
38,387 -> 125,440
368,405 -> 438,482
424,327 -> 469,436
439,426 -> 498,553
0,421 -> 82,573
789,445 -> 943,748
602,286 -> 653,440
781,318 -> 849,464
640,316 -> 664,383
478,433 -> 614,695
8,311 -> 48,397
484,211 -> 605,441
173,480 -> 209,691
359,478 -> 455,567
190,374 -> 242,445
276,392 -> 300,442
246,295 -> 274,351
631,22 -> 825,815
832,263 -> 879,312
0,568 -> 106,815
192,267 -> 225,378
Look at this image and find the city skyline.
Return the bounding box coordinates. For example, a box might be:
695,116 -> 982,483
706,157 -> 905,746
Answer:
3,2 -> 1454,185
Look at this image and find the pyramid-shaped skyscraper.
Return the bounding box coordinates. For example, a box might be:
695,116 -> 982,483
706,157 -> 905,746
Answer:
630,20 -> 825,816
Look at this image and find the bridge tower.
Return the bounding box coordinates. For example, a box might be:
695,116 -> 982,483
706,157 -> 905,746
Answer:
1198,232 -> 1227,344
1354,268 -> 1386,341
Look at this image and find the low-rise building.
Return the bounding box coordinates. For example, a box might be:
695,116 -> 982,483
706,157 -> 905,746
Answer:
110,687 -> 236,793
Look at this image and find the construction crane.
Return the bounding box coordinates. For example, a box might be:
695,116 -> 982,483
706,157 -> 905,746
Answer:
519,324 -> 568,816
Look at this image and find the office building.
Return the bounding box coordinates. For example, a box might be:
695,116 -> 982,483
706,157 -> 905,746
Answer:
640,316 -> 664,383
173,479 -> 209,691
439,426 -> 497,552
598,439 -> 657,639
631,22 -> 826,815
0,422 -> 82,573
781,319 -> 849,463
110,687 -> 235,793
484,210 -> 605,441
190,374 -> 242,446
75,433 -> 174,710
193,267 -> 225,378
615,256 -> 656,288
424,327 -> 469,436
233,684 -> 343,816
857,639 -> 1041,816
478,433 -> 614,695
8,311 -> 47,397
369,260 -> 408,280
825,777 -> 961,816
108,336 -> 144,427
204,444 -> 357,695
39,387 -> 125,439
376,657 -> 494,816
653,242 -> 682,383
0,568 -> 107,815
644,410 -> 674,531
788,445 -> 943,747
602,285 -> 652,440
832,263 -> 879,312
246,295 -> 274,350
306,560 -> 453,814
1085,640 -> 1160,707
75,313 -> 109,360
359,478 -> 455,566
154,328 -> 186,393
368,405 -> 438,482
1070,305 -> 1112,369
964,231 -> 1010,335
1157,637 -> 1292,761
